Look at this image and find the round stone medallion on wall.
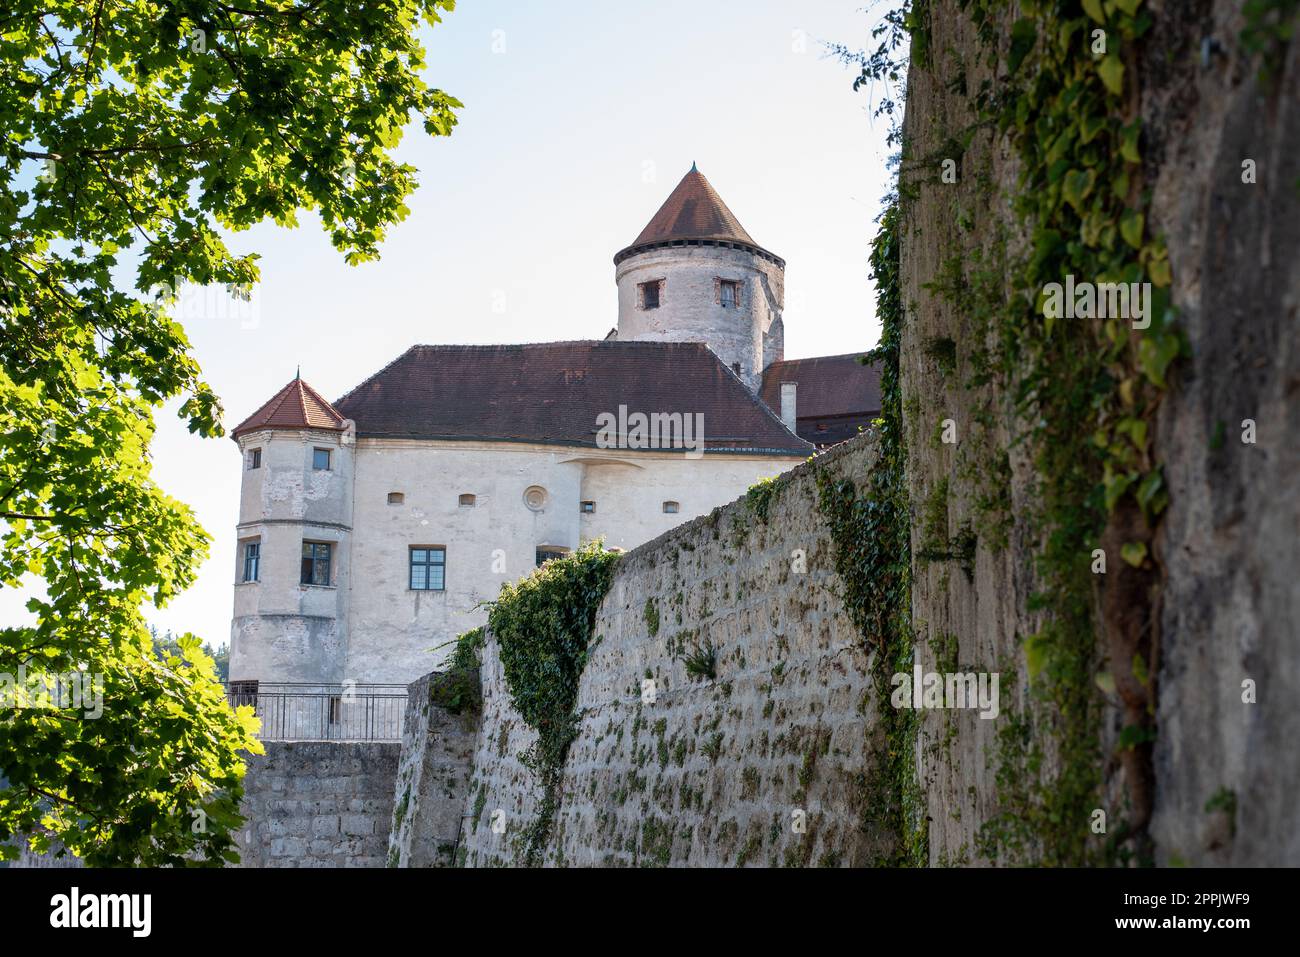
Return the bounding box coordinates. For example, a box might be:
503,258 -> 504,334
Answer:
523,485 -> 548,511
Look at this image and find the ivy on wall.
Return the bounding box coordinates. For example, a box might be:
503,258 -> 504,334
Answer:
815,203 -> 927,866
481,541 -> 620,865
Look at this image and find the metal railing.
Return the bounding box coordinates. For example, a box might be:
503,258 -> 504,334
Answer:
225,683 -> 408,742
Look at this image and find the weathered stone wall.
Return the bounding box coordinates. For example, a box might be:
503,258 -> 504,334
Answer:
460,432 -> 889,867
1140,1 -> 1300,867
387,672 -> 477,867
898,0 -> 1299,865
236,741 -> 399,867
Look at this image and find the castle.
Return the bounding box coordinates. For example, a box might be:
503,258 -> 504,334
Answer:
226,166 -> 880,690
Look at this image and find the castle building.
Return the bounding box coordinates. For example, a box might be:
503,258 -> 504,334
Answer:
227,167 -> 879,691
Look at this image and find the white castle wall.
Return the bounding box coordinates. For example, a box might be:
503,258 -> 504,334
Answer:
232,435 -> 804,687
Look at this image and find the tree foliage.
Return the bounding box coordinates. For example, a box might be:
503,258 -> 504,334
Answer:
0,0 -> 461,864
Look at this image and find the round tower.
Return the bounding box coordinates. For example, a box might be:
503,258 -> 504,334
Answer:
228,376 -> 354,687
614,164 -> 784,391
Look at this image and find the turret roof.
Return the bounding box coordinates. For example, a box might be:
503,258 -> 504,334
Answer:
230,376 -> 348,439
615,166 -> 781,264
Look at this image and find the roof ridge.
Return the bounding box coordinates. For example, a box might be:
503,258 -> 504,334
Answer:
769,351 -> 872,365
333,344 -> 423,408
713,353 -> 810,448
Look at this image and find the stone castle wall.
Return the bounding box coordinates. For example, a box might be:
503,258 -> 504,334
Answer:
235,741 -> 398,867
459,431 -> 889,866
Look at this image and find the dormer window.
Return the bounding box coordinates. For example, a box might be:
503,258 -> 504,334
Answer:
718,279 -> 740,308
638,279 -> 663,310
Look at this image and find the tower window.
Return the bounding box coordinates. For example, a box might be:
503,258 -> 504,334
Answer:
459,493 -> 476,507
242,540 -> 260,582
536,546 -> 569,566
662,501 -> 680,514
247,448 -> 261,470
638,279 -> 663,310
312,448 -> 331,471
301,541 -> 332,586
409,547 -> 446,591
731,362 -> 741,375
580,500 -> 595,514
718,279 -> 741,308
388,492 -> 405,505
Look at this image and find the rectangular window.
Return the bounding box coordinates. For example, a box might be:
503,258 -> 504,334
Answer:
580,501 -> 595,514
312,447 -> 331,471
409,547 -> 446,591
719,280 -> 740,308
242,541 -> 260,582
536,547 -> 568,566
228,680 -> 259,708
248,448 -> 261,470
327,695 -> 341,726
301,541 -> 332,586
639,279 -> 661,310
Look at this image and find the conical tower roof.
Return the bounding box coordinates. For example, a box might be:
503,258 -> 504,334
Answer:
230,376 -> 347,439
615,165 -> 782,265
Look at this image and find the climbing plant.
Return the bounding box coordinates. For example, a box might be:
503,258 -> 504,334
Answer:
486,541 -> 620,865
815,203 -> 926,866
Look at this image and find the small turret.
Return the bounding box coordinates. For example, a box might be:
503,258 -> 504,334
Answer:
614,166 -> 785,391
228,376 -> 354,685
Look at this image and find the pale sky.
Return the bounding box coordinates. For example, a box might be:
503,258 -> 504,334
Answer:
3,1 -> 896,645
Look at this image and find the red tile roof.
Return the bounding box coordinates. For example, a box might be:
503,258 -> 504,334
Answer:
760,353 -> 882,419
615,166 -> 780,265
230,377 -> 348,439
331,341 -> 811,455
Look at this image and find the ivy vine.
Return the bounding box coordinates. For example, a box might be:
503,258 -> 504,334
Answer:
485,541 -> 620,865
815,203 -> 927,866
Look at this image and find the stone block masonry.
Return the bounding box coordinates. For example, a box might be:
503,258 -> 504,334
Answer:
460,431 -> 890,866
387,672 -> 478,867
236,741 -> 399,867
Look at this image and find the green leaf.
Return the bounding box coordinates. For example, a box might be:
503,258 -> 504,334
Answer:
1120,209 -> 1145,248
1138,331 -> 1180,387
1121,541 -> 1148,567
1082,0 -> 1106,24
1025,632 -> 1051,680
1098,53 -> 1125,95
1009,18 -> 1038,74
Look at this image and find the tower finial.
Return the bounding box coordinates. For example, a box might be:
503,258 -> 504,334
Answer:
295,364 -> 300,380
691,160 -> 697,172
